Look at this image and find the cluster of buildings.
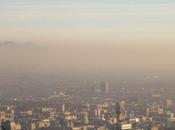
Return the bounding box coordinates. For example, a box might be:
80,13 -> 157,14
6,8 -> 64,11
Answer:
0,81 -> 175,130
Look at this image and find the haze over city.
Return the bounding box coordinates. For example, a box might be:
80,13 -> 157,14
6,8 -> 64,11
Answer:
0,0 -> 175,76
0,1 -> 175,130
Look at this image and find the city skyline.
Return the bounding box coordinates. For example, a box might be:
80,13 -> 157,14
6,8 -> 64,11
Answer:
1,1 -> 175,130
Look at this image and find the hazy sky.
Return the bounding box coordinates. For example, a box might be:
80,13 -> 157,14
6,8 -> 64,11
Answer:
0,0 -> 175,44
0,0 -> 175,75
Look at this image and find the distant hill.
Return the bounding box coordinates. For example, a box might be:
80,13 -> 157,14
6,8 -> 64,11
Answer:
0,41 -> 39,48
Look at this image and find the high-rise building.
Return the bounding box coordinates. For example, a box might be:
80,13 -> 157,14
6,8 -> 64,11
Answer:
120,101 -> 126,121
116,102 -> 121,130
1,120 -> 11,130
62,104 -> 65,113
101,81 -> 109,95
83,112 -> 89,125
167,99 -> 173,108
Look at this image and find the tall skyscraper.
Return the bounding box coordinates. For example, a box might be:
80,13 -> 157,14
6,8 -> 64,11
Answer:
62,104 -> 65,113
120,101 -> 126,121
101,81 -> 109,95
83,112 -> 89,125
115,102 -> 121,130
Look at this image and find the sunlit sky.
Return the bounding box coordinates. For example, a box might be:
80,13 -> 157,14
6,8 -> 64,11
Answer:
0,0 -> 175,44
1,0 -> 175,74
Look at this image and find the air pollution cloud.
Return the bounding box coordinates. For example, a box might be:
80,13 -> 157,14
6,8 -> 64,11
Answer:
0,41 -> 175,76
